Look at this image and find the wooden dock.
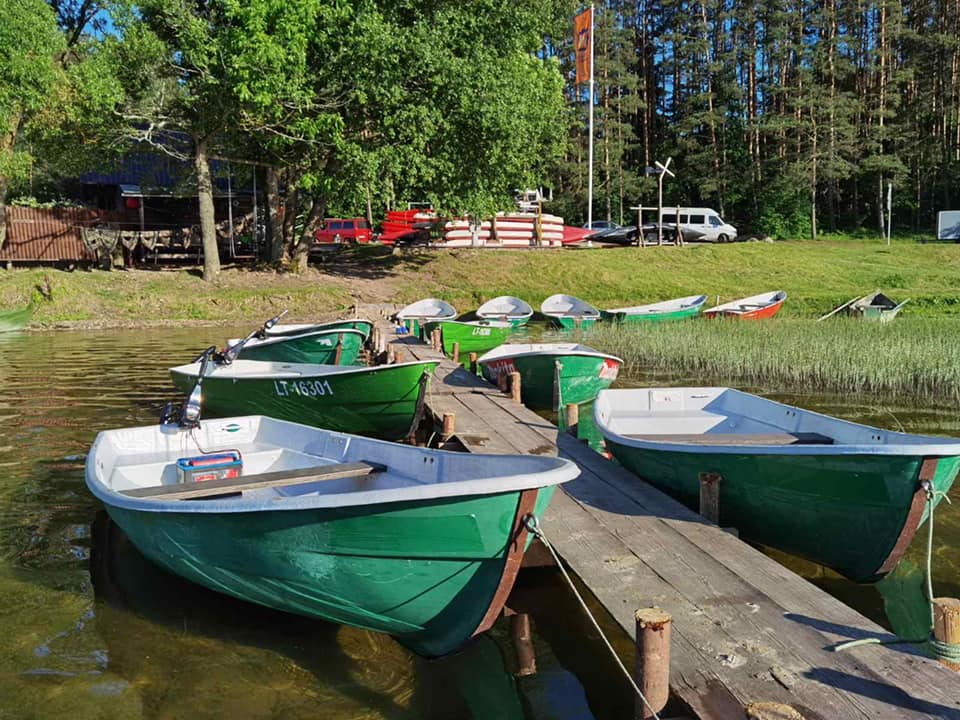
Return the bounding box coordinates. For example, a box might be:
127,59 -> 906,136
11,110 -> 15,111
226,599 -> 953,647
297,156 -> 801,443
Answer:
365,305 -> 960,720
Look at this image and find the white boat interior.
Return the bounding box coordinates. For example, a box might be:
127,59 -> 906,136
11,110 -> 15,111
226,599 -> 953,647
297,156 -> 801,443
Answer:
595,387 -> 960,455
479,343 -> 620,363
540,294 -> 600,318
476,296 -> 534,319
704,290 -> 786,314
87,416 -> 578,511
606,294 -> 706,314
396,298 -> 458,320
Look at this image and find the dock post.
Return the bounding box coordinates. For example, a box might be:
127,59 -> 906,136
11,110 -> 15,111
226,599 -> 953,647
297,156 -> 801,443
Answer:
933,598 -> 960,671
511,612 -> 537,677
698,472 -> 722,524
510,372 -> 522,404
565,403 -> 579,436
441,413 -> 456,441
452,342 -> 460,364
387,345 -> 396,364
394,349 -> 404,364
334,334 -> 344,365
469,352 -> 478,374
497,371 -> 509,393
634,608 -> 671,720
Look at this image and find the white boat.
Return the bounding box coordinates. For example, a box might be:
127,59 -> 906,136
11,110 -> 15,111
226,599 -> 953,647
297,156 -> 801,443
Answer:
476,296 -> 534,326
540,294 -> 601,328
594,387 -> 960,582
85,415 -> 578,657
395,298 -> 458,333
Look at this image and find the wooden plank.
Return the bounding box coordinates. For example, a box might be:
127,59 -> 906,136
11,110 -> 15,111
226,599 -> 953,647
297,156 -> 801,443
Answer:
124,461 -> 384,500
623,432 -> 834,446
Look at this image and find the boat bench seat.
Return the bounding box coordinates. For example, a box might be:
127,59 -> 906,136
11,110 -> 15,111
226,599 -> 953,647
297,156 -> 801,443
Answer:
123,461 -> 386,500
625,432 -> 834,446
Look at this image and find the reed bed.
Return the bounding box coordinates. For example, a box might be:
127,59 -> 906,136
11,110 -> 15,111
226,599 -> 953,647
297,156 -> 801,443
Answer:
587,317 -> 960,403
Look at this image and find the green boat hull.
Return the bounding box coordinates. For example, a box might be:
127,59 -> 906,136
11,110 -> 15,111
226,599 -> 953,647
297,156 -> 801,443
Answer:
0,304 -> 33,332
547,315 -> 598,330
604,442 -> 960,582
171,361 -> 438,439
237,330 -> 365,365
269,319 -> 373,340
422,320 -> 516,358
600,306 -> 700,323
481,354 -> 616,410
104,487 -> 556,657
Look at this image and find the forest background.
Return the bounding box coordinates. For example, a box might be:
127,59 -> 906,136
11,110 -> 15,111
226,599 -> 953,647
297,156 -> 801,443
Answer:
3,0 -> 960,279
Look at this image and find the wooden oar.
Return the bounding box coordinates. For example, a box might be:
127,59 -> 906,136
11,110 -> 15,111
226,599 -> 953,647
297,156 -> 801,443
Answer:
817,295 -> 859,322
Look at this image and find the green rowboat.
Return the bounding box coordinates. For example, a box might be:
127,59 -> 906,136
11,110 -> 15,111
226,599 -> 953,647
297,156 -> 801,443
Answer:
600,294 -> 706,323
227,328 -> 366,365
422,319 -> 516,359
170,359 -> 438,440
477,343 -> 622,411
265,318 -> 374,340
476,296 -> 534,327
594,387 -> 960,582
0,303 -> 33,332
85,416 -> 578,657
540,294 -> 600,330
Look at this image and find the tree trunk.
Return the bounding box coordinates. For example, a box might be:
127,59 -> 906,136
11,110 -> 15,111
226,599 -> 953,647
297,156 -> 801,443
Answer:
291,195 -> 325,274
0,110 -> 22,252
194,136 -> 220,281
266,166 -> 285,263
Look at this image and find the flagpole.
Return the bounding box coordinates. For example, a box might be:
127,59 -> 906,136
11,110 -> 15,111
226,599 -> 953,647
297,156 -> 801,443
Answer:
587,3 -> 594,229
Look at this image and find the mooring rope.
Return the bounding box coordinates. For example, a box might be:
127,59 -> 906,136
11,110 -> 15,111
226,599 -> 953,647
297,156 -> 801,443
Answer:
834,480 -> 958,662
523,514 -> 662,720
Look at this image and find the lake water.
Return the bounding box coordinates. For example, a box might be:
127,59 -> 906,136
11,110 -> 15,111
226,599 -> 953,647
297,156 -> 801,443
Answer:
0,325 -> 955,719
0,327 -> 638,720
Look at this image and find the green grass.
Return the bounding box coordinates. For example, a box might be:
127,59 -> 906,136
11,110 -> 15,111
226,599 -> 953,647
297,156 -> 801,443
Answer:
586,317 -> 960,403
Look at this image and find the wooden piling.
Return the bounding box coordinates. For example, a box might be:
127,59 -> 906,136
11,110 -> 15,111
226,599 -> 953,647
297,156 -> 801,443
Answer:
386,345 -> 395,364
441,412 -> 456,440
634,608 -> 672,720
511,613 -> 537,677
565,403 -> 579,436
452,342 -> 460,364
469,352 -> 478,374
698,472 -> 722,524
394,349 -> 404,365
334,334 -> 343,365
933,598 -> 960,671
510,372 -> 522,404
497,371 -> 509,393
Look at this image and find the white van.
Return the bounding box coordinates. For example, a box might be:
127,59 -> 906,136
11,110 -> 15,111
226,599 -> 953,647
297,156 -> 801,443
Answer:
660,207 -> 738,242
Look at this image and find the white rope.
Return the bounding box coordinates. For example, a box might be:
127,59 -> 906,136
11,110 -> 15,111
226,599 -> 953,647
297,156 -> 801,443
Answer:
524,514 -> 663,720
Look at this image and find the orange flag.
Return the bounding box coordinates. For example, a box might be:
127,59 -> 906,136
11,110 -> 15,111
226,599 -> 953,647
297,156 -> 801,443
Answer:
574,7 -> 592,85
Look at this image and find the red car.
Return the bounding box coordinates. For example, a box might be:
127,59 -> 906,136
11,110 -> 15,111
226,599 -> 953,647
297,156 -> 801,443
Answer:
314,218 -> 372,244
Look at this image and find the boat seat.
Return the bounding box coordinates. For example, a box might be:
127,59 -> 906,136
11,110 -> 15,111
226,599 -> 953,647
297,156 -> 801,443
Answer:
624,432 -> 834,446
123,461 -> 386,500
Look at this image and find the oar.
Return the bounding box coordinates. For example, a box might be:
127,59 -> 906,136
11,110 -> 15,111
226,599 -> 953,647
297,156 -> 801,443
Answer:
817,295 -> 859,322
221,310 -> 289,363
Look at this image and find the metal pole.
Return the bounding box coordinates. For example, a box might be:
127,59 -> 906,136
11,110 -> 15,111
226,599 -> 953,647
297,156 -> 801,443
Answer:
887,181 -> 893,245
252,165 -> 259,254
657,174 -> 664,246
227,162 -> 235,259
587,3 -> 595,230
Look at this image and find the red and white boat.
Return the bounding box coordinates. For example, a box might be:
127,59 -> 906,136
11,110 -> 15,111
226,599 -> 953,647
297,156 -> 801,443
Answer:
703,290 -> 786,320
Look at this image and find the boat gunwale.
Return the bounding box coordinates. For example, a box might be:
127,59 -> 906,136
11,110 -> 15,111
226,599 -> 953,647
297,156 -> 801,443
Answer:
702,290 -> 787,315
605,294 -> 708,315
477,344 -> 622,365
85,426 -> 578,514
170,358 -> 438,381
423,318 -> 515,330
593,388 -> 960,457
540,293 -> 601,319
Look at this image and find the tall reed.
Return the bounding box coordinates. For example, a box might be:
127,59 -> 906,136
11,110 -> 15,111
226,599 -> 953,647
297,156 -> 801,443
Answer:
587,318 -> 960,403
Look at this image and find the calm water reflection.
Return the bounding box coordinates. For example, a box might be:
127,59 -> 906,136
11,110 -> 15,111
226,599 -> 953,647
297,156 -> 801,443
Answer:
0,327 -> 631,720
